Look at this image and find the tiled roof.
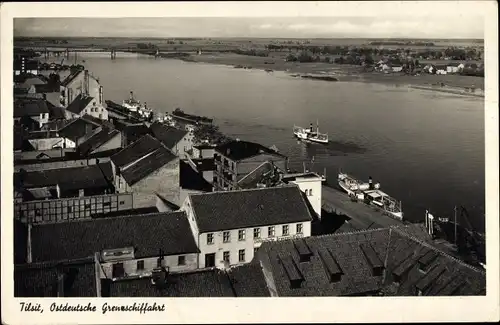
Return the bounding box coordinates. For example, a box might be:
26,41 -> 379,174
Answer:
15,260 -> 97,297
257,227 -> 486,296
14,99 -> 49,117
106,268 -> 235,297
77,128 -> 120,156
30,211 -> 199,263
150,121 -> 188,149
180,160 -> 213,192
227,261 -> 271,297
189,186 -> 313,233
216,140 -> 287,161
111,134 -> 162,168
121,145 -> 177,186
14,162 -> 114,193
66,94 -> 94,115
58,117 -> 101,141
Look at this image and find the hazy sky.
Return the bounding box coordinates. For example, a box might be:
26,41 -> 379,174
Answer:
14,17 -> 484,39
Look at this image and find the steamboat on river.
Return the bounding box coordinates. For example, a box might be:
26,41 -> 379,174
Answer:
293,121 -> 329,144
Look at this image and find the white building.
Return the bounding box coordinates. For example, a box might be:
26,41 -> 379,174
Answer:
181,186 -> 314,269
281,172 -> 325,219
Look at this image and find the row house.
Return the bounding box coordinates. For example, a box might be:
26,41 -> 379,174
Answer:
16,211 -> 200,280
149,121 -> 193,159
180,185 -> 314,269
111,134 -> 180,207
213,139 -> 288,191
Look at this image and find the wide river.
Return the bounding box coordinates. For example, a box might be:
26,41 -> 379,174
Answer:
70,52 -> 486,231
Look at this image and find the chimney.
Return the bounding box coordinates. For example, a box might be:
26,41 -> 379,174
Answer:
318,249 -> 343,283
27,223 -> 33,263
368,176 -> 373,190
359,243 -> 384,276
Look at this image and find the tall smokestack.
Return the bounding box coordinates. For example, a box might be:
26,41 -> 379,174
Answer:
369,176 -> 373,190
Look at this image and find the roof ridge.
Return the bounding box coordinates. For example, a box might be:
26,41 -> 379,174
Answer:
390,226 -> 485,274
36,210 -> 186,227
189,184 -> 297,197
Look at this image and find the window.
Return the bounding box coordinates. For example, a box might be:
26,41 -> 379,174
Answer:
112,263 -> 125,278
223,251 -> 230,263
223,231 -> 231,243
67,206 -> 73,213
268,226 -> 275,237
253,228 -> 261,239
238,230 -> 246,241
119,201 -> 125,205
136,260 -> 144,271
207,233 -> 214,245
282,225 -> 289,236
178,255 -> 186,266
309,189 -> 313,196
239,249 -> 246,262
296,223 -> 303,234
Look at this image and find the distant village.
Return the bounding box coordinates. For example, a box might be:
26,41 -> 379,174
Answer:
13,50 -> 485,297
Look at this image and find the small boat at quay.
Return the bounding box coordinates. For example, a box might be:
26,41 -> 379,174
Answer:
122,91 -> 153,119
293,121 -> 329,144
338,172 -> 404,221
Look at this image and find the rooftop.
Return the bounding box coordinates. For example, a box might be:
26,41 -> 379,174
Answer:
58,117 -> 102,141
120,145 -> 177,186
111,134 -> 162,169
113,121 -> 151,145
15,260 -> 97,297
14,99 -> 49,118
77,128 -> 121,156
105,262 -> 270,297
14,162 -> 114,193
216,139 -> 287,161
30,211 -> 199,263
150,121 -> 188,149
66,94 -> 94,115
188,186 -> 313,233
34,83 -> 61,93
237,161 -> 280,189
46,101 -> 65,120
257,226 -> 486,296
60,69 -> 83,87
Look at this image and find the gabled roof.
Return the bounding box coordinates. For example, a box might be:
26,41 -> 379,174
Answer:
14,99 -> 49,118
60,70 -> 83,87
57,117 -> 101,140
77,128 -> 121,156
150,121 -> 188,149
66,94 -> 94,115
121,145 -> 177,186
111,134 -> 162,168
256,226 -> 486,296
216,140 -> 287,161
14,162 -> 114,193
15,260 -> 97,297
189,186 -> 313,233
30,211 -> 199,263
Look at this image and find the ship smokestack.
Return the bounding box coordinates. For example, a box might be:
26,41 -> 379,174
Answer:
369,176 -> 373,190
310,123 -> 313,132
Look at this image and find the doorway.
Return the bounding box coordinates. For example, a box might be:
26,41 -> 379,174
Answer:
205,253 -> 216,267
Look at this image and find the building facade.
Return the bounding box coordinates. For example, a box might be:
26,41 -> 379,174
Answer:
181,186 -> 313,269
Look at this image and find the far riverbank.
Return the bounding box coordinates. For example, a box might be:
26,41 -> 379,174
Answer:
179,52 -> 485,97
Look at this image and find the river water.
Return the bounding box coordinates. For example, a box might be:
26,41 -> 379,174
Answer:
64,52 -> 485,231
